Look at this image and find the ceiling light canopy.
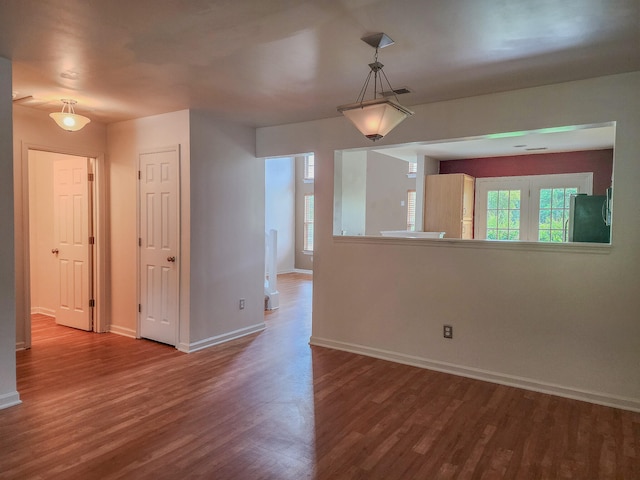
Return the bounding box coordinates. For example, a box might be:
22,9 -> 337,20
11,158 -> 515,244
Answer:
338,33 -> 413,141
49,99 -> 91,132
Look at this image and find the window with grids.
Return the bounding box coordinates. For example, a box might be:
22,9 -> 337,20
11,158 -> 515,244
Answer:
408,162 -> 417,175
476,173 -> 592,242
303,194 -> 314,251
304,154 -> 315,181
538,187 -> 578,242
486,189 -> 521,240
407,190 -> 416,231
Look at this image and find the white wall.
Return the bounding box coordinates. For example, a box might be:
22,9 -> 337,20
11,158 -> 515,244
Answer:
336,150 -> 366,236
188,110 -> 264,349
265,156 -> 295,273
28,151 -> 56,315
106,110 -> 191,341
13,104 -> 107,349
364,151 -> 416,235
0,57 -> 19,409
257,72 -> 640,411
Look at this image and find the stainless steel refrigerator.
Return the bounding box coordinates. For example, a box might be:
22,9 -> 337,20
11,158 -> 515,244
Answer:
567,194 -> 611,243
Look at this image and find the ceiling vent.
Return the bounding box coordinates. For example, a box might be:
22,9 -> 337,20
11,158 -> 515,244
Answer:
382,87 -> 412,97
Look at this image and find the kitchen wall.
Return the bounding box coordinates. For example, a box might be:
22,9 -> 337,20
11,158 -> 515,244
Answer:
257,72 -> 640,411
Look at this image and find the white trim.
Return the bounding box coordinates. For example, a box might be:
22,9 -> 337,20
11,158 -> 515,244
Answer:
21,144 -> 106,347
108,325 -> 137,339
309,336 -> 640,413
334,235 -> 612,254
273,268 -> 313,275
0,391 -> 22,410
16,342 -> 26,351
294,268 -> 313,275
30,307 -> 55,316
177,322 -> 266,353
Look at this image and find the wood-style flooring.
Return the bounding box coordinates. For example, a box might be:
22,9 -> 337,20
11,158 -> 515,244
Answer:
1,273 -> 639,479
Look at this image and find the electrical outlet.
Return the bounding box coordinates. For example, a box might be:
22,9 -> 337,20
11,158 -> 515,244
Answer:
443,325 -> 453,339
239,298 -> 245,310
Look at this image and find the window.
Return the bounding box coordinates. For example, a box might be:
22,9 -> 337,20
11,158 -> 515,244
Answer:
486,189 -> 522,240
538,187 -> 578,242
407,190 -> 416,231
303,194 -> 314,251
304,154 -> 315,181
407,162 -> 417,176
476,173 -> 593,242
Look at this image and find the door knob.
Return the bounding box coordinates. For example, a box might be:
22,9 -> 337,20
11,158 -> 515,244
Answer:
51,248 -> 59,254
167,256 -> 176,263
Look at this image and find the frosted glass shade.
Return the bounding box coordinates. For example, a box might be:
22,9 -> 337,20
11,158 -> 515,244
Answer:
338,98 -> 413,141
49,112 -> 91,132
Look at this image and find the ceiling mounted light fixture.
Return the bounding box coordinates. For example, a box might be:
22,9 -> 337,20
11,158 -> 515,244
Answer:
337,33 -> 413,141
49,99 -> 91,132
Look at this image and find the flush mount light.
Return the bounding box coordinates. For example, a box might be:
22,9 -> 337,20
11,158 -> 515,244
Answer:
49,99 -> 91,132
337,33 -> 413,141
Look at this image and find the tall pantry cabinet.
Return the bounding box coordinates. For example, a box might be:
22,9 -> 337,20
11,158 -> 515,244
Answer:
423,173 -> 475,239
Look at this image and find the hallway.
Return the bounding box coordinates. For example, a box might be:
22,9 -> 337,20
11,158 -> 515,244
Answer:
1,273 -> 638,479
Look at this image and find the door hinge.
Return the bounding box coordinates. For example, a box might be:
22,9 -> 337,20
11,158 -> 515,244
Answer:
89,299 -> 95,308
138,304 -> 141,313
138,170 -> 141,180
88,173 -> 95,182
138,237 -> 142,247
89,236 -> 95,245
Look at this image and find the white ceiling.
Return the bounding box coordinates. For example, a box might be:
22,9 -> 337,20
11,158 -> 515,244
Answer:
1,0 -> 639,128
372,123 -> 616,161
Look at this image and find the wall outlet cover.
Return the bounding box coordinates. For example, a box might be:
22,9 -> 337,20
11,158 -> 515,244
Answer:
443,325 -> 453,339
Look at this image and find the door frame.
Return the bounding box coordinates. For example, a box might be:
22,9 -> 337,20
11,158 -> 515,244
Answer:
20,144 -> 107,348
136,145 -> 181,345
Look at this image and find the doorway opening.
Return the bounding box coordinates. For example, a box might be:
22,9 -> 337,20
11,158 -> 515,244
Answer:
24,148 -> 106,348
264,153 -> 314,316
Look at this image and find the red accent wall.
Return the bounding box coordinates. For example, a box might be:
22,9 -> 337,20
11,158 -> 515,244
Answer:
439,149 -> 613,194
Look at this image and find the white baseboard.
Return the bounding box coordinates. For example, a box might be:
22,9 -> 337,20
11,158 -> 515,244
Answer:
274,269 -> 312,275
309,336 -> 640,413
30,307 -> 55,316
178,322 -> 266,353
0,391 -> 22,410
108,325 -> 137,339
15,342 -> 26,351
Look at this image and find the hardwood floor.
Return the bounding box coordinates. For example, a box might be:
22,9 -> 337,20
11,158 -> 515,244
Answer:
1,272 -> 639,479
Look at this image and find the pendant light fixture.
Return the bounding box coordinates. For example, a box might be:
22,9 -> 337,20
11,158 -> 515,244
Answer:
49,99 -> 91,132
337,33 -> 413,141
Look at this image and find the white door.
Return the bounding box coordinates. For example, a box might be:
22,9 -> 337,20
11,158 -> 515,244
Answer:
53,156 -> 93,331
139,148 -> 180,346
